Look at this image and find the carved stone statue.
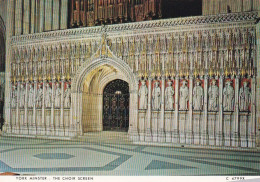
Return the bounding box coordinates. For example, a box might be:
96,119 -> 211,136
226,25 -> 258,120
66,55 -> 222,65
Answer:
36,84 -> 43,108
239,81 -> 251,111
152,81 -> 161,110
45,83 -> 52,108
11,85 -> 17,108
223,80 -> 234,111
208,79 -> 219,111
139,80 -> 148,110
28,84 -> 34,108
64,84 -> 71,108
165,80 -> 174,110
19,84 -> 25,108
179,80 -> 189,110
54,82 -> 61,108
193,80 -> 203,111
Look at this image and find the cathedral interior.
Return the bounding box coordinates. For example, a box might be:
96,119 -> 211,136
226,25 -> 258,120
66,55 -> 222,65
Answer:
0,0 -> 260,151
0,0 -> 260,177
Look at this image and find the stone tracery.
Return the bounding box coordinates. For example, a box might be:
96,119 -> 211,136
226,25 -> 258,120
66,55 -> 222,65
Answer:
4,11 -> 258,148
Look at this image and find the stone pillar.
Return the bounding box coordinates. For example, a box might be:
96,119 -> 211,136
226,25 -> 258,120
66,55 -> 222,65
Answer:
145,77 -> 152,141
249,77 -> 256,147
232,76 -> 240,147
255,22 -> 260,147
60,0 -> 68,30
32,80 -> 37,134
3,0 -> 15,135
52,0 -> 60,30
216,75 -> 224,146
158,77 -> 166,142
15,0 -> 23,35
50,79 -> 55,135
30,0 -> 36,33
60,80 -> 65,132
172,76 -> 179,143
129,83 -> 139,141
41,80 -> 46,135
15,82 -> 20,134
45,0 -> 53,31
186,76 -> 193,144
202,76 -> 209,145
23,81 -> 28,134
23,0 -> 30,35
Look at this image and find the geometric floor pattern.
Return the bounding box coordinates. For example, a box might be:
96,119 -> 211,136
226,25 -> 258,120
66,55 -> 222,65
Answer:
0,132 -> 260,176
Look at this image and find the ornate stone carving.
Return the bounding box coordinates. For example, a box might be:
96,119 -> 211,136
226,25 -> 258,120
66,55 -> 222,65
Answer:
179,80 -> 189,111
45,83 -> 52,108
165,80 -> 174,110
193,80 -> 203,111
36,84 -> 43,108
54,82 -> 61,108
11,85 -> 17,108
64,83 -> 71,108
152,81 -> 161,110
28,83 -> 34,108
239,81 -> 251,111
223,80 -> 234,111
208,79 -> 219,111
138,80 -> 148,110
19,84 -> 25,108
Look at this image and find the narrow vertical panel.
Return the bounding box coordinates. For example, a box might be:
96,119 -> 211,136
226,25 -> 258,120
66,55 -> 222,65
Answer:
44,0 -> 53,31
52,0 -> 60,30
243,0 -> 252,12
253,0 -> 260,10
60,0 -> 68,30
23,0 -> 30,35
31,0 -> 36,33
39,0 -> 45,32
15,0 -> 23,35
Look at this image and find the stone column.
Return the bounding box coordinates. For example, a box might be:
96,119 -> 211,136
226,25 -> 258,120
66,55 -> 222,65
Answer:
158,76 -> 166,142
24,81 -> 28,134
202,76 -> 209,145
15,82 -> 20,134
3,0 -> 15,134
52,0 -> 60,30
249,77 -> 256,147
145,77 -> 152,141
41,80 -> 46,135
32,79 -> 37,134
23,0 -> 30,35
172,76 -> 179,143
255,22 -> 260,147
15,0 -> 23,35
186,76 -> 193,144
51,79 -> 55,135
60,0 -> 68,30
216,75 -> 224,146
60,80 -> 65,132
232,76 -> 240,147
129,82 -> 139,141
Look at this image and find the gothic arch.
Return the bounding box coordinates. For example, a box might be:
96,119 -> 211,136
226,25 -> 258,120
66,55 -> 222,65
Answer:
71,57 -> 138,135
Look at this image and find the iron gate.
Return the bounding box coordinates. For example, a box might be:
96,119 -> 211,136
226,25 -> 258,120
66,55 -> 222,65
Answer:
103,79 -> 129,131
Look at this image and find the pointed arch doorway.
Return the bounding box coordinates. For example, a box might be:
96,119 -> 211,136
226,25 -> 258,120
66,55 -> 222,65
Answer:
103,79 -> 129,132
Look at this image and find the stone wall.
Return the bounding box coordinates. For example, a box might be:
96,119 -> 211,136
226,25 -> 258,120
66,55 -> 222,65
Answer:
3,11 -> 259,147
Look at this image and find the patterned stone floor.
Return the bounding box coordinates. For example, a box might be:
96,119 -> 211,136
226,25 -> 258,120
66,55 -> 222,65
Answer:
0,132 -> 259,176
